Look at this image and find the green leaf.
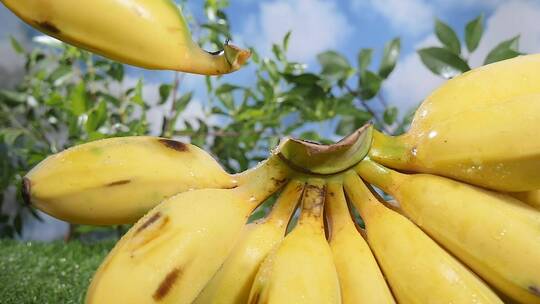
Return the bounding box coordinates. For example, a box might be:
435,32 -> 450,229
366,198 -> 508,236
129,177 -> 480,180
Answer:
107,62 -> 124,82
359,70 -> 382,100
131,79 -> 145,107
215,84 -> 241,95
9,36 -> 24,54
317,51 -> 352,81
0,128 -> 24,145
358,48 -> 373,73
435,19 -> 461,54
484,36 -> 521,65
272,44 -> 285,61
175,91 -> 193,113
85,101 -> 107,133
418,47 -> 470,79
283,31 -> 292,51
69,82 -> 88,115
159,84 -> 172,105
379,38 -> 400,79
282,73 -> 321,86
465,14 -> 484,53
383,106 -> 398,125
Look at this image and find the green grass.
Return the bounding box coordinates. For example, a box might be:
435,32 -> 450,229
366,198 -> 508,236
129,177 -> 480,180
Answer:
0,240 -> 114,304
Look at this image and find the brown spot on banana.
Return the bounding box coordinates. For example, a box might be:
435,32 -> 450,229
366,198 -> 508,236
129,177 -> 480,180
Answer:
249,290 -> 261,304
106,180 -> 131,187
35,21 -> 61,34
158,139 -> 188,152
22,177 -> 32,206
135,212 -> 162,234
530,285 -> 540,297
153,267 -> 183,301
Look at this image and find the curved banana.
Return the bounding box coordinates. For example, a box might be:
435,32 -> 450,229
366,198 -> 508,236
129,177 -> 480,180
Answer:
86,156 -> 290,304
356,159 -> 540,304
248,179 -> 341,304
509,190 -> 540,210
23,136 -> 236,225
370,55 -> 540,192
193,180 -> 304,304
0,0 -> 250,75
326,181 -> 395,304
344,172 -> 503,304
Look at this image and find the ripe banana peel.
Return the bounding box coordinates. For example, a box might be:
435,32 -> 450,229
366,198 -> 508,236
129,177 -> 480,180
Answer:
356,159 -> 540,304
0,0 -> 250,75
86,157 -> 289,304
509,190 -> 540,210
193,180 -> 304,304
23,136 -> 236,225
326,181 -> 395,304
344,172 -> 503,304
370,54 -> 540,192
248,179 -> 341,304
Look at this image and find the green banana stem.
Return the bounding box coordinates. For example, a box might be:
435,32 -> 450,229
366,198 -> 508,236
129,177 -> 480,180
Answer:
369,129 -> 413,169
233,156 -> 291,204
343,172 -> 380,220
354,159 -> 404,194
265,180 -> 305,224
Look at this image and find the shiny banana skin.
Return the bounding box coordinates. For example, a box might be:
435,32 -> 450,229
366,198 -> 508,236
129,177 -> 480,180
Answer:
370,54 -> 540,192
23,136 -> 236,225
0,0 -> 250,75
356,159 -> 540,303
344,171 -> 503,304
509,190 -> 540,210
85,156 -> 290,304
326,181 -> 395,304
193,180 -> 304,304
248,179 -> 341,304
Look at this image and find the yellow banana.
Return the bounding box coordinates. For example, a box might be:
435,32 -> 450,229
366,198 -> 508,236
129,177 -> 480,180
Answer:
356,159 -> 540,304
1,0 -> 250,75
248,179 -> 341,304
23,136 -> 236,225
86,156 -> 290,304
344,171 -> 503,304
369,55 -> 540,192
509,190 -> 540,210
326,181 -> 395,304
193,180 -> 304,304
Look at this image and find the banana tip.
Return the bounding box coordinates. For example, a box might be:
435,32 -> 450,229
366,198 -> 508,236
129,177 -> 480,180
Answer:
22,177 -> 32,205
224,44 -> 251,70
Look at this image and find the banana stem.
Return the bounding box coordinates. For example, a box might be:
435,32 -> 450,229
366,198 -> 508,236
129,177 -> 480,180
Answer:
343,171 -> 382,221
233,156 -> 291,205
297,179 -> 326,228
369,129 -> 412,169
266,180 -> 305,226
354,159 -> 403,194
325,181 -> 355,239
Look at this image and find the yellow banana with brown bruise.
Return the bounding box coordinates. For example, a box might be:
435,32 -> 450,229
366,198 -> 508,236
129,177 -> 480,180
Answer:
356,159 -> 540,303
248,179 -> 341,304
23,136 -> 236,225
370,55 -> 540,192
344,172 -> 503,304
0,0 -> 250,75
86,157 -> 290,304
193,180 -> 304,304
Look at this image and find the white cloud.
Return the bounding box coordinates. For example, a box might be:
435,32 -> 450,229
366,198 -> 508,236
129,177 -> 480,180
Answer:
380,0 -> 540,113
469,0 -> 540,66
241,0 -> 351,62
353,0 -> 434,36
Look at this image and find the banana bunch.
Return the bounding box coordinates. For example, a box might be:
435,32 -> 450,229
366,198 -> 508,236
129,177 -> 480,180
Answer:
22,55 -> 540,303
1,0 -> 250,75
